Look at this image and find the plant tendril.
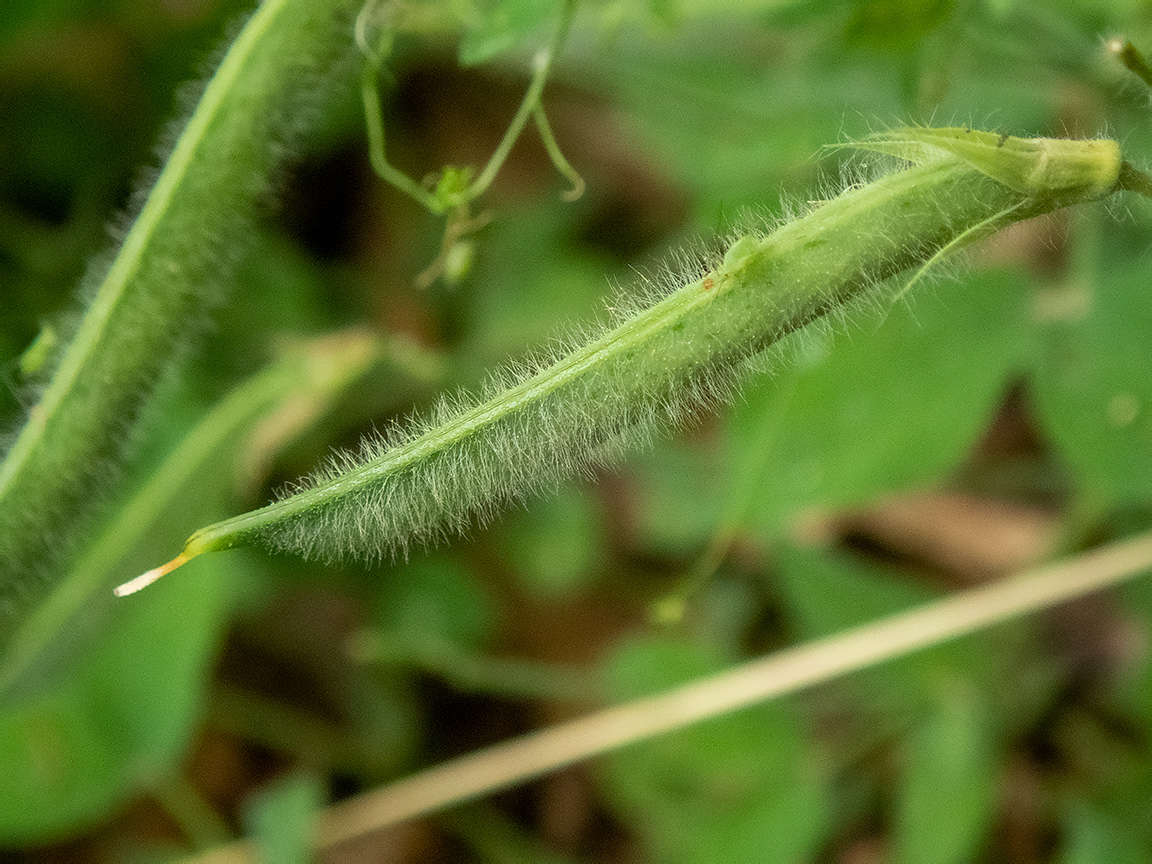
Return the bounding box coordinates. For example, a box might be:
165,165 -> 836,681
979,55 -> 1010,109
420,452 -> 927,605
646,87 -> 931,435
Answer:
356,0 -> 583,284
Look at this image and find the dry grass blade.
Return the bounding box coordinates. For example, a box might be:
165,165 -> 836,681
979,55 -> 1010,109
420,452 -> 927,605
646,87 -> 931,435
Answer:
184,530 -> 1152,862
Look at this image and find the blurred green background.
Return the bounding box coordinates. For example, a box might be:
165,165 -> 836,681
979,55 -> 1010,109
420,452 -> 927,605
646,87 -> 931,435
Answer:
3,0 -> 1152,860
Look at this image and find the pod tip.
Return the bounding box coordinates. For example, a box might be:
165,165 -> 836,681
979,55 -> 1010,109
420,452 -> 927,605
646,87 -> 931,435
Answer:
114,552 -> 192,597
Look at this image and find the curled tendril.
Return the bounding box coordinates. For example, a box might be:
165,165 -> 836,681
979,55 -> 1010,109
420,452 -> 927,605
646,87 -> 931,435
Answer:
357,0 -> 585,285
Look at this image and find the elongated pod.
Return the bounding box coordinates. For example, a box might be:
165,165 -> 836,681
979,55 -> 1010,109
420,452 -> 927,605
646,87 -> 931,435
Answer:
119,130 -> 1132,594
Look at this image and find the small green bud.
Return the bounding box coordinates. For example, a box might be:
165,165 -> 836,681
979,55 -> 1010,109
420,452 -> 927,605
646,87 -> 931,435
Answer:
721,235 -> 762,276
433,166 -> 474,210
17,326 -> 57,377
443,240 -> 476,286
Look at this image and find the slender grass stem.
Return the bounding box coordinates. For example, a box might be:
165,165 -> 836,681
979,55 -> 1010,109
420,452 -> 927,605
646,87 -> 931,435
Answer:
182,531 -> 1152,861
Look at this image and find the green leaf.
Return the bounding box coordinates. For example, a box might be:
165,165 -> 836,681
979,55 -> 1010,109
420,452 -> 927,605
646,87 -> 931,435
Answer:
498,484 -> 605,597
626,436 -> 727,557
1033,254 -> 1152,507
581,16 -> 891,210
893,687 -> 999,864
1058,799 -> 1147,864
735,268 -> 1034,536
374,555 -> 496,652
845,0 -> 955,46
773,543 -> 996,713
600,635 -> 827,863
458,0 -> 560,66
244,771 -> 324,864
0,553 -> 230,844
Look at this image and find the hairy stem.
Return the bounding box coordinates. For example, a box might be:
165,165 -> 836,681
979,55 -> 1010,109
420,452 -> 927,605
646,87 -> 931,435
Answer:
0,0 -> 359,635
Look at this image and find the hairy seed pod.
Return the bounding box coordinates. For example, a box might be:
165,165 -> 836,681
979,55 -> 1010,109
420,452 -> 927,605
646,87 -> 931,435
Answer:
117,128 -> 1132,595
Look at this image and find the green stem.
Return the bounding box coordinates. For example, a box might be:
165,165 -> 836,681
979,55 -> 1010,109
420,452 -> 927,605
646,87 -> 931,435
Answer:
653,377 -> 798,625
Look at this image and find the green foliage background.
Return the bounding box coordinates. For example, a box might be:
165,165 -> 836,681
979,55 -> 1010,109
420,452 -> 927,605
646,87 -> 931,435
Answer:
2,0 -> 1152,859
